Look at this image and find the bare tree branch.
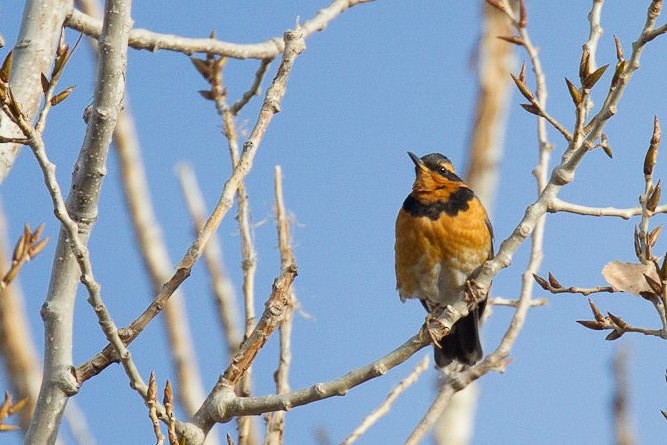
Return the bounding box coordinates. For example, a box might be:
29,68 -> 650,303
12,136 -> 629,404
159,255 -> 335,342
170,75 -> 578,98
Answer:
263,166 -> 297,445
21,0 -> 134,442
342,355 -> 430,445
177,163 -> 244,359
0,0 -> 71,182
65,0 -> 375,60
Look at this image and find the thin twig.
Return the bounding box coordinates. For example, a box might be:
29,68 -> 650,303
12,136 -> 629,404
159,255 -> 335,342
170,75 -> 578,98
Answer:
176,163 -> 244,359
231,59 -> 272,115
549,198 -> 667,219
404,383 -> 457,445
489,297 -> 549,307
341,355 -> 430,445
65,0 -> 375,60
263,166 -> 297,445
74,27 -> 307,390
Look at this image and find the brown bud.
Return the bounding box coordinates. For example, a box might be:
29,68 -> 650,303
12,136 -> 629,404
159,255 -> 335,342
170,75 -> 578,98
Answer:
12,231 -> 27,262
583,64 -> 609,90
511,73 -> 534,101
607,312 -> 628,329
614,35 -> 624,61
644,116 -> 661,176
588,298 -> 604,321
520,103 -> 544,117
579,47 -> 591,82
532,273 -> 550,290
198,90 -> 214,101
28,237 -> 49,259
147,371 -> 157,401
611,60 -> 630,90
605,330 -> 623,341
191,57 -> 212,80
163,380 -> 173,407
565,77 -> 582,106
647,180 -> 662,212
484,0 -> 507,13
634,226 -> 643,260
599,133 -> 613,158
40,73 -> 50,94
644,273 -> 663,295
50,86 -> 75,106
0,51 -> 13,84
519,0 -> 527,28
577,320 -> 605,330
548,272 -> 562,289
649,225 -> 663,247
519,61 -> 527,83
497,35 -> 525,46
8,396 -> 28,415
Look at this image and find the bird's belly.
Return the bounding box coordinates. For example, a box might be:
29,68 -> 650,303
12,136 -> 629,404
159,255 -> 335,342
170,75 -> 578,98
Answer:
400,253 -> 479,307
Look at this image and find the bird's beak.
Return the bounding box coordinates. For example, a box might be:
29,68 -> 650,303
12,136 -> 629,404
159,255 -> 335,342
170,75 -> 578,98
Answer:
407,151 -> 428,173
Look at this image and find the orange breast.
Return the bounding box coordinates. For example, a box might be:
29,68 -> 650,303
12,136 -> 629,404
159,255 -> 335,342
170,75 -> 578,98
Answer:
395,199 -> 491,305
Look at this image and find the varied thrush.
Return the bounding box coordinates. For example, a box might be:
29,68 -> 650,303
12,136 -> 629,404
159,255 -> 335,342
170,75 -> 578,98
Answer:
395,152 -> 493,367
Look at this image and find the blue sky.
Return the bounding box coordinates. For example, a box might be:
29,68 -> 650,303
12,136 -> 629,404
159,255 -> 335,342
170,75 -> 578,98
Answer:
1,1 -> 667,444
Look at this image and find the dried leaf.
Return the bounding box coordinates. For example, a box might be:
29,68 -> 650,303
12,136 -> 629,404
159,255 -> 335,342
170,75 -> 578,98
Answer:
661,410 -> 667,421
601,261 -> 660,296
583,64 -> 609,89
0,51 -> 13,84
565,77 -> 582,106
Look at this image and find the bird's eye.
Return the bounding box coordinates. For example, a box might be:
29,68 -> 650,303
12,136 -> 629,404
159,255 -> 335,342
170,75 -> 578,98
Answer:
439,166 -> 447,174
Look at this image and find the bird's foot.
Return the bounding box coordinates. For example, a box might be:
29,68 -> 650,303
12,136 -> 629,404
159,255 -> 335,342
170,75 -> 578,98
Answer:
422,311 -> 450,348
464,279 -> 485,309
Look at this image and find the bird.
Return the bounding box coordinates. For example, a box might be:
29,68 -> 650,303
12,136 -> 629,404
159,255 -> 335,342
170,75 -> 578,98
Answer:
395,151 -> 493,367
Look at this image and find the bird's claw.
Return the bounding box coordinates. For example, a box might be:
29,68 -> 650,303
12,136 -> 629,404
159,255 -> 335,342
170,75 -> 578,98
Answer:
422,312 -> 449,348
464,280 -> 484,308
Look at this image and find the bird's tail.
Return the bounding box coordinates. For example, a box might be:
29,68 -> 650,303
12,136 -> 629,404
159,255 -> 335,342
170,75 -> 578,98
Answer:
434,304 -> 484,367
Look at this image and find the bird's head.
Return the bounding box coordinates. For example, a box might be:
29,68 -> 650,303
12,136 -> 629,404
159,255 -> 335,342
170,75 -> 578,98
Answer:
407,151 -> 463,195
